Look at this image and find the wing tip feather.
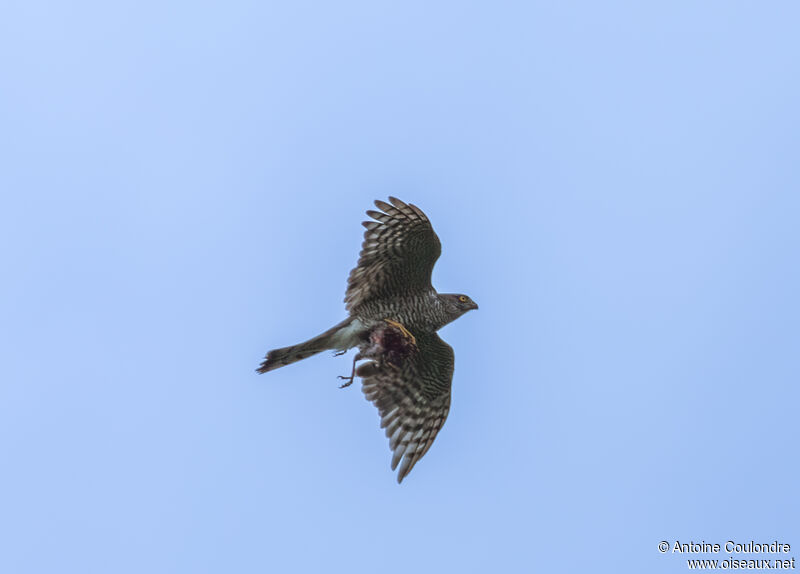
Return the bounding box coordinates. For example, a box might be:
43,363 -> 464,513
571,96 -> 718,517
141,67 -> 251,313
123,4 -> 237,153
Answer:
373,199 -> 393,212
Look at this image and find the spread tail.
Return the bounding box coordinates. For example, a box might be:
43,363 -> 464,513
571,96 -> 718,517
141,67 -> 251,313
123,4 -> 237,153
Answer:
256,317 -> 355,374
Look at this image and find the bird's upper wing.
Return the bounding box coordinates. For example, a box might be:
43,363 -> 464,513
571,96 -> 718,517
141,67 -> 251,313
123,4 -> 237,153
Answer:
345,197 -> 441,313
361,331 -> 454,483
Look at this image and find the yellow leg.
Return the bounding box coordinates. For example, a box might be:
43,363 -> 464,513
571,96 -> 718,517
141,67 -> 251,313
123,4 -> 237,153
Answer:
384,319 -> 417,345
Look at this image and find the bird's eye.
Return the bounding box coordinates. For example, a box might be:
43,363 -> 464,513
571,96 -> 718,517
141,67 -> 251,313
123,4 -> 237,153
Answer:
458,295 -> 468,303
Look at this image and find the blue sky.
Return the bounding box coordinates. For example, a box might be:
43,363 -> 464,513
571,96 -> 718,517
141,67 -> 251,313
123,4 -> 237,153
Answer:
2,1 -> 798,572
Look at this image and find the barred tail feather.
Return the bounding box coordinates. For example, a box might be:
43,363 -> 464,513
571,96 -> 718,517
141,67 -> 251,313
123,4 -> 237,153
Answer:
256,343 -> 321,373
256,317 -> 356,374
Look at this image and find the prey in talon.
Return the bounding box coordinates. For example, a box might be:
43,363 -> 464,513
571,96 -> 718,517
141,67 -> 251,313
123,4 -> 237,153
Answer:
338,318 -> 419,388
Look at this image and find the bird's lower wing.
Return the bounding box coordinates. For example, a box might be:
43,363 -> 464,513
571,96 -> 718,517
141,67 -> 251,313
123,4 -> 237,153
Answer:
360,332 -> 455,483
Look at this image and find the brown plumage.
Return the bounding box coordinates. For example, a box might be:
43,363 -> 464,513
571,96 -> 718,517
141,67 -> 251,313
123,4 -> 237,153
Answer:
257,197 -> 477,482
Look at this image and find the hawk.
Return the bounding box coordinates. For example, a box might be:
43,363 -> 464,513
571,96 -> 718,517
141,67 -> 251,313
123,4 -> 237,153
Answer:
257,197 -> 477,483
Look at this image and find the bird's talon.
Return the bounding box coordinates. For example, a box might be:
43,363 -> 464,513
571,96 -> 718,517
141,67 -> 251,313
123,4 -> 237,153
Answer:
383,319 -> 417,345
337,375 -> 354,388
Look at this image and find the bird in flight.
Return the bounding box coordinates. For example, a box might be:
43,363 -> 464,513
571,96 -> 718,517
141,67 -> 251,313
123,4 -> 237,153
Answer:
257,197 -> 477,483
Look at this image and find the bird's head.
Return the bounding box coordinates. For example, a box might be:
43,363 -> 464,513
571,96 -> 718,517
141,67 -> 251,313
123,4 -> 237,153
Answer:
441,293 -> 479,319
